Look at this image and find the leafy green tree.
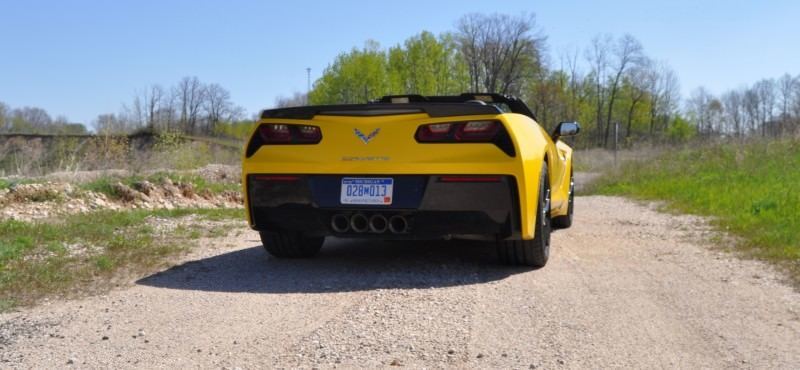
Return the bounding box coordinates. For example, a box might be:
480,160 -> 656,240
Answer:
309,41 -> 389,104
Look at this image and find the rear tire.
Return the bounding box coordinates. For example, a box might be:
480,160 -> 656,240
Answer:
259,231 -> 324,258
552,169 -> 574,229
497,162 -> 551,267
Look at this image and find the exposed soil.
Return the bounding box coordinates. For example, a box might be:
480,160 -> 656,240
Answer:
0,165 -> 242,222
1,195 -> 798,368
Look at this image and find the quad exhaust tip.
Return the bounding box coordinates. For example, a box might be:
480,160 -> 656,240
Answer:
331,213 -> 409,234
349,213 -> 370,233
388,215 -> 409,234
331,214 -> 350,233
368,214 -> 388,233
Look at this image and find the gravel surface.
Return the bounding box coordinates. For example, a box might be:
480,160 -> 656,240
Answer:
1,195 -> 799,368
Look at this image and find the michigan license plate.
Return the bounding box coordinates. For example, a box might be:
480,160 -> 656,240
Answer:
340,178 -> 393,205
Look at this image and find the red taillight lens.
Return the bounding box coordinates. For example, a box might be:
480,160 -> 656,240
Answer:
456,120 -> 499,141
257,124 -> 322,144
259,124 -> 292,143
416,123 -> 453,142
296,125 -> 322,142
415,121 -> 502,143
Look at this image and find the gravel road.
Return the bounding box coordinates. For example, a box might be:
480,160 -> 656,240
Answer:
2,195 -> 799,368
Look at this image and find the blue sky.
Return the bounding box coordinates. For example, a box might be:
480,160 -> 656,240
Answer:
1,0 -> 798,125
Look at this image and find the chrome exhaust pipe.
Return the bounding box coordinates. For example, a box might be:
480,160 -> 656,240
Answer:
388,215 -> 409,234
331,214 -> 350,233
350,213 -> 369,233
368,214 -> 388,233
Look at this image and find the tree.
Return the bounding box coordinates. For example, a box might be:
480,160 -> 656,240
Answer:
204,83 -> 240,133
455,13 -> 545,95
387,31 -> 468,95
309,41 -> 389,104
175,76 -> 205,134
602,34 -> 644,147
688,87 -> 723,137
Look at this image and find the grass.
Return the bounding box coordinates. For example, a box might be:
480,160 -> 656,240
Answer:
79,172 -> 240,199
590,139 -> 800,282
0,207 -> 244,311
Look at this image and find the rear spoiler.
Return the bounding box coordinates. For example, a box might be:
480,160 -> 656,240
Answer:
261,93 -> 537,120
261,103 -> 501,120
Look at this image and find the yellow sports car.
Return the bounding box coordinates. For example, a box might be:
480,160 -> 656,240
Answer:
242,93 -> 579,267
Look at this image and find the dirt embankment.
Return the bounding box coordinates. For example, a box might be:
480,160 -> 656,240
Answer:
1,195 -> 798,368
0,165 -> 243,222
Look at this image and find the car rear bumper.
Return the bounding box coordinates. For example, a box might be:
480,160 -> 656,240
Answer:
246,174 -> 520,240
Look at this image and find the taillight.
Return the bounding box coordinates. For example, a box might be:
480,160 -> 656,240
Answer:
257,124 -> 322,144
414,120 -> 515,157
415,120 -> 501,143
455,120 -> 500,141
259,124 -> 292,143
416,123 -> 454,141
246,123 -> 323,157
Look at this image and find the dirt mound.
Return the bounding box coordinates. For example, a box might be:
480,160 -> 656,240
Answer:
0,178 -> 242,222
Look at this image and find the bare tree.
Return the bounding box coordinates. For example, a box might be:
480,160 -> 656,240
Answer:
456,13 -> 546,95
602,34 -> 644,147
586,35 -> 611,145
94,113 -> 126,135
722,89 -> 745,137
174,76 -> 206,134
204,83 -> 238,133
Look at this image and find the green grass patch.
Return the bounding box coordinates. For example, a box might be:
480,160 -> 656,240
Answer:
590,139 -> 800,281
0,207 -> 244,311
79,172 -> 240,199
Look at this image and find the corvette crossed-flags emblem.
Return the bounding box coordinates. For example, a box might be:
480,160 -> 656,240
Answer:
354,128 -> 380,144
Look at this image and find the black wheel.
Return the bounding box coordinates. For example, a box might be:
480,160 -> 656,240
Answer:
552,168 -> 574,229
259,231 -> 324,258
497,162 -> 551,267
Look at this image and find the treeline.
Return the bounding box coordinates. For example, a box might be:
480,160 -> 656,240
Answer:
688,74 -> 800,139
95,76 -> 246,135
0,103 -> 89,135
307,13 -> 686,148
0,76 -> 248,137
307,13 -> 800,148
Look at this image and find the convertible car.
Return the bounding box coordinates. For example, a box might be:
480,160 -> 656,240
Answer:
242,93 -> 579,267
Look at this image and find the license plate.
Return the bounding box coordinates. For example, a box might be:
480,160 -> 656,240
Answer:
340,178 -> 393,205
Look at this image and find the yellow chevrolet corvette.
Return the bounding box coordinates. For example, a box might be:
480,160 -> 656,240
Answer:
242,93 -> 579,267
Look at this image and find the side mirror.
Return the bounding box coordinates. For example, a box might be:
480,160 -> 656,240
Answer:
553,121 -> 580,142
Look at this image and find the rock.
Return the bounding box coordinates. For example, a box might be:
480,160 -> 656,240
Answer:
178,182 -> 195,198
112,182 -> 146,202
132,180 -> 156,196
102,336 -> 109,340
